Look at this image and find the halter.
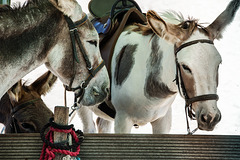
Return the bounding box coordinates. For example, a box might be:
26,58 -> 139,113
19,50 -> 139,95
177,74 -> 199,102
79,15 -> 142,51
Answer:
10,98 -> 42,133
63,14 -> 105,105
174,39 -> 219,134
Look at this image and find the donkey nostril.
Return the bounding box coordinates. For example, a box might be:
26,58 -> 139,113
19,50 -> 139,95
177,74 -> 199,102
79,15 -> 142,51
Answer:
105,87 -> 110,94
201,114 -> 214,124
214,113 -> 221,122
93,87 -> 100,96
201,114 -> 207,123
101,82 -> 110,94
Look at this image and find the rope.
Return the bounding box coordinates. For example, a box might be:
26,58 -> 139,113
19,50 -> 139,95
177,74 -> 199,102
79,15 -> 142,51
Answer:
40,118 -> 84,160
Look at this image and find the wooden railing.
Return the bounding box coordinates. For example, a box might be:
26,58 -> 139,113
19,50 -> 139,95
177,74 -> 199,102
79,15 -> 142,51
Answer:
0,133 -> 240,159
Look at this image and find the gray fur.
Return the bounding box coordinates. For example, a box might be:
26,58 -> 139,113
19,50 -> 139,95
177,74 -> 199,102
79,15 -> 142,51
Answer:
207,0 -> 240,39
0,0 -> 62,65
114,44 -> 138,85
145,35 -> 176,98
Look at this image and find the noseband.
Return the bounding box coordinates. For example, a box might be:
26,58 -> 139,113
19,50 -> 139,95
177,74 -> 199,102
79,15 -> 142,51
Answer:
63,14 -> 105,104
10,98 -> 42,133
174,39 -> 219,134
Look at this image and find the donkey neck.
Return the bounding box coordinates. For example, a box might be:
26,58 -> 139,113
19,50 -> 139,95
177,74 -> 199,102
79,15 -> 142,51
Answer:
0,0 -> 65,98
0,0 -> 57,38
150,35 -> 178,94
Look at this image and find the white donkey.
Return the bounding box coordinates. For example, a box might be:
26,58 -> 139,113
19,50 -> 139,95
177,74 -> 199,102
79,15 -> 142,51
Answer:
77,0 -> 240,133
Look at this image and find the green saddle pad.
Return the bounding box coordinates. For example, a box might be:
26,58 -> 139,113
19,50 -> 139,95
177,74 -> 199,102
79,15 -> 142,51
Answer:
88,0 -> 140,18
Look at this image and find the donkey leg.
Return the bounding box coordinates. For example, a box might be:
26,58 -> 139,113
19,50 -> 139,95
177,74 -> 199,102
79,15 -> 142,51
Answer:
151,107 -> 172,134
77,106 -> 97,133
114,112 -> 133,133
96,117 -> 112,133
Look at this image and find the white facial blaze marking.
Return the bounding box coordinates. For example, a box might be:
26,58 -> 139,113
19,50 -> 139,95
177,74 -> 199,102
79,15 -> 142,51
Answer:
177,30 -> 222,97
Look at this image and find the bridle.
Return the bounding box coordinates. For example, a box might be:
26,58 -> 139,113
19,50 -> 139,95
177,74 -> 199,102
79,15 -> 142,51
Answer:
174,39 -> 219,134
8,14 -> 106,132
63,13 -> 105,106
9,98 -> 42,133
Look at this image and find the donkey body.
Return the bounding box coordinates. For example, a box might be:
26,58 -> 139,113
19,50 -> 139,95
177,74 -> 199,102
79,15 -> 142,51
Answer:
0,71 -> 56,133
0,0 -> 109,106
78,0 -> 240,133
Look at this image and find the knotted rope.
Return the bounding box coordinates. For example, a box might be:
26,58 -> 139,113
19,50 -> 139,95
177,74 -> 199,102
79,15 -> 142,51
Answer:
40,118 -> 84,160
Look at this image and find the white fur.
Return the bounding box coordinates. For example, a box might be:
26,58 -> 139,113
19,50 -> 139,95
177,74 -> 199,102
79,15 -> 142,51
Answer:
111,31 -> 177,133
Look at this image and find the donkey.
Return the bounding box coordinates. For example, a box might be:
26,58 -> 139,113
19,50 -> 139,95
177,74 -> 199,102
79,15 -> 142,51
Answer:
0,0 -> 109,107
78,0 -> 240,133
0,71 -> 56,133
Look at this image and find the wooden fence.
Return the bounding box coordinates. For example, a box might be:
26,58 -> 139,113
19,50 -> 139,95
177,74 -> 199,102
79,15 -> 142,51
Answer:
0,133 -> 240,159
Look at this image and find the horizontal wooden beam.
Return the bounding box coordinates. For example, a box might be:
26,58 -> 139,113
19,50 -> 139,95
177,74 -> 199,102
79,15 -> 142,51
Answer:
0,133 -> 240,159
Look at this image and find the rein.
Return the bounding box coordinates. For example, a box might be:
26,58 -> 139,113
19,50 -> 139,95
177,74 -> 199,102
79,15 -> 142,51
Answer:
10,98 -> 42,133
174,39 -> 219,134
63,14 -> 105,108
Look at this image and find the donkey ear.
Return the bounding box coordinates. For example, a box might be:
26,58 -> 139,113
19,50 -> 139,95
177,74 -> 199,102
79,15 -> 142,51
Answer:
206,0 -> 240,40
49,0 -> 83,21
30,71 -> 57,96
7,81 -> 22,102
146,10 -> 181,44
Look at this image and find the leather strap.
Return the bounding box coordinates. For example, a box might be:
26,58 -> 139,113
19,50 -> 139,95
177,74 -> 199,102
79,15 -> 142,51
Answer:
175,39 -> 214,55
11,98 -> 42,115
98,102 -> 116,119
186,94 -> 219,105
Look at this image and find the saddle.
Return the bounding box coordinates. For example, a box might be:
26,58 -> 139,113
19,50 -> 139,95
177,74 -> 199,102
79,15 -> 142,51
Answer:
89,0 -> 146,119
89,0 -> 146,75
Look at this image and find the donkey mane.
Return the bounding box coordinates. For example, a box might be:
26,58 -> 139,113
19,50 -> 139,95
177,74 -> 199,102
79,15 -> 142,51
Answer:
132,11 -> 210,39
0,0 -> 58,38
2,0 -> 47,12
161,11 -> 185,24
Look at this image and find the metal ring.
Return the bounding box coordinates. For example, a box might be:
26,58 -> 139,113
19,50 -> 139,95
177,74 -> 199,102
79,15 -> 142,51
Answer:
87,66 -> 93,71
69,28 -> 77,32
80,81 -> 86,88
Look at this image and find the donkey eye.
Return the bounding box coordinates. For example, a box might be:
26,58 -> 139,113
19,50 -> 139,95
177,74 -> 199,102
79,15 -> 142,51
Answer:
21,123 -> 35,132
182,64 -> 192,73
182,21 -> 190,29
87,40 -> 97,47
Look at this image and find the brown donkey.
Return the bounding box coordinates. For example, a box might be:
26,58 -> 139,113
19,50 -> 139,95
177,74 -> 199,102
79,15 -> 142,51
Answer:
0,71 -> 56,133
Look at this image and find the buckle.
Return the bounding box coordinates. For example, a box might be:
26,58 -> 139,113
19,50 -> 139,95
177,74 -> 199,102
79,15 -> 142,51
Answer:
69,27 -> 77,32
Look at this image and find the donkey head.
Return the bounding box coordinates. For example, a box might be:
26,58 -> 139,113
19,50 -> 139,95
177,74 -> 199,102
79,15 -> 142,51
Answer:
5,71 -> 56,133
47,0 -> 110,106
146,0 -> 239,131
